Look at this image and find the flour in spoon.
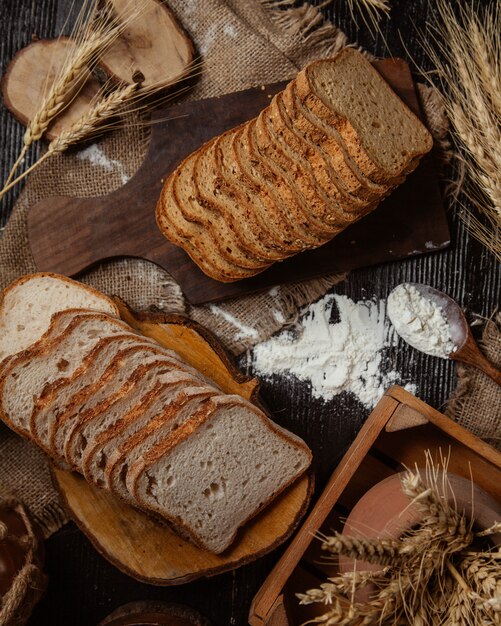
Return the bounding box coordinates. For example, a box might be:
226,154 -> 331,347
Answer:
387,284 -> 456,358
247,293 -> 414,408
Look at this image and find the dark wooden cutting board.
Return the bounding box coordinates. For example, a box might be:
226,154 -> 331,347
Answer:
27,59 -> 449,304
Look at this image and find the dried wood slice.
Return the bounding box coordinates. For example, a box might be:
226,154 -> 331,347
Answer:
98,0 -> 194,89
1,38 -> 101,142
52,301 -> 313,585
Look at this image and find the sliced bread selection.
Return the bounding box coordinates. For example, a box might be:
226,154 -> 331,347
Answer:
0,273 -> 311,554
156,49 -> 432,282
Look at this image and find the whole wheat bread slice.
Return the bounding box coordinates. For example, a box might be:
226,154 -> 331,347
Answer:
129,395 -> 312,553
293,49 -> 432,181
215,129 -> 290,259
0,273 -> 119,365
254,108 -> 360,231
156,172 -> 259,282
279,84 -> 387,205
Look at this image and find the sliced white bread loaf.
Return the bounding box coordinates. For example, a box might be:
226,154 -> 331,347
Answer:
0,311 -> 137,436
32,334 -> 209,452
87,384 -> 216,494
0,273 -> 119,364
65,365 -> 208,469
129,396 -> 312,553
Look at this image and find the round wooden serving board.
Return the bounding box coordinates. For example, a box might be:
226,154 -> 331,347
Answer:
51,300 -> 313,585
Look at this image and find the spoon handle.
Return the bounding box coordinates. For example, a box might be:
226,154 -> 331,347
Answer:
451,342 -> 501,386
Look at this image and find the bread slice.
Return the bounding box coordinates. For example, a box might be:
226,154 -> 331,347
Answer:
86,383 -> 216,494
293,49 -> 432,181
0,311 -> 136,437
215,129 -> 291,259
254,107 -> 359,231
31,334 -> 195,451
156,174 -> 260,282
196,134 -> 287,263
288,83 -> 392,193
180,142 -> 272,269
244,121 -> 333,241
129,395 -> 312,553
0,273 -> 119,364
156,171 -> 261,282
279,84 -> 387,205
56,349 -> 208,466
67,367 -> 204,470
229,128 -> 309,253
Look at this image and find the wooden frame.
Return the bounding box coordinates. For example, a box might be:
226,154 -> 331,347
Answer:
249,386 -> 501,626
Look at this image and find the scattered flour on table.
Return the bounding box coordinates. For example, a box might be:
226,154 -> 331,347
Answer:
387,284 -> 456,358
247,293 -> 416,408
77,144 -> 130,185
209,304 -> 259,342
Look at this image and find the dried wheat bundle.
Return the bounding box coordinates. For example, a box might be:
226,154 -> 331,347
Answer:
0,0 -> 198,201
315,0 -> 390,33
422,0 -> 501,260
297,453 -> 501,625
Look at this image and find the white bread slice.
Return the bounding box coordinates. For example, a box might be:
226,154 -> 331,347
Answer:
86,383 -> 216,494
0,312 -> 136,437
32,333 -> 206,451
57,352 -> 206,466
294,49 -> 432,180
66,365 -> 207,469
0,273 -> 119,364
129,396 -> 312,553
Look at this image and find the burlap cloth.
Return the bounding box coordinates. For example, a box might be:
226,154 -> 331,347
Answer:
446,314 -> 501,448
0,0 -> 454,537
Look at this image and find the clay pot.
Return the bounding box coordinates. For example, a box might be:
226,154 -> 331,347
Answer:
339,471 -> 501,602
98,601 -> 211,626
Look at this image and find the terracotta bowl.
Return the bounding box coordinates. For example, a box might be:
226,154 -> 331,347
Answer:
338,471 -> 501,602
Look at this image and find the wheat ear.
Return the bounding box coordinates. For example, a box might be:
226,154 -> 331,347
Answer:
0,83 -> 138,199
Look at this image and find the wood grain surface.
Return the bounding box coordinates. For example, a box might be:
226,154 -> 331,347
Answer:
26,59 -> 449,303
0,1 -> 499,625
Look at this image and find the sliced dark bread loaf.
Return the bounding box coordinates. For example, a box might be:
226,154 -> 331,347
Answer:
215,129 -> 292,259
129,395 -> 312,553
172,148 -> 270,269
156,175 -> 258,282
193,135 -> 281,264
254,108 -> 359,232
264,92 -> 379,213
229,128 -> 310,252
293,49 -> 432,182
280,84 -> 387,205
0,273 -> 119,365
0,312 -> 136,437
288,83 -> 392,193
244,121 -> 335,241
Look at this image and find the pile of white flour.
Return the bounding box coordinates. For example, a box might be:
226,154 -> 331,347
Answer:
247,293 -> 415,408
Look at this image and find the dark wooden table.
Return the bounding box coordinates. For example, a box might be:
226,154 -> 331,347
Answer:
0,1 -> 499,624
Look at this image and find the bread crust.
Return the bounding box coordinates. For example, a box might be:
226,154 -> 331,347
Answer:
129,395 -> 312,553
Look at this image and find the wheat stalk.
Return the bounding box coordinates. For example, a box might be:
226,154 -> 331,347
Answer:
0,82 -> 139,198
421,0 -> 501,260
320,532 -> 401,566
